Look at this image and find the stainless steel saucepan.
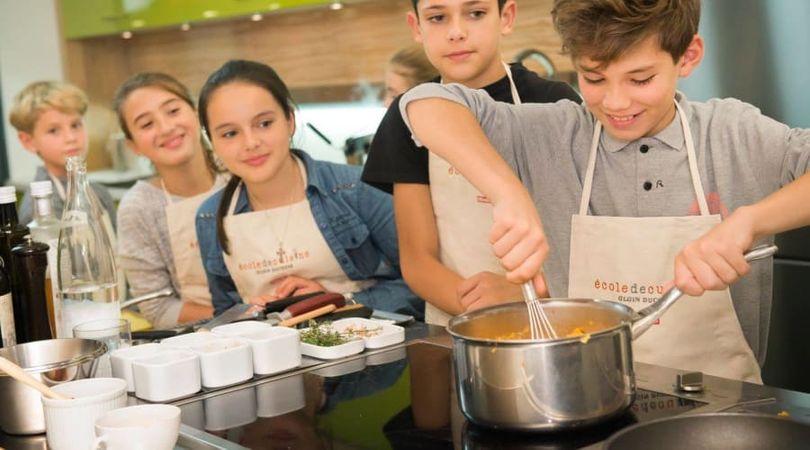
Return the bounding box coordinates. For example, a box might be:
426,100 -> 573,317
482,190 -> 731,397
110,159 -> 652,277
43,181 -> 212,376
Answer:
447,245 -> 777,431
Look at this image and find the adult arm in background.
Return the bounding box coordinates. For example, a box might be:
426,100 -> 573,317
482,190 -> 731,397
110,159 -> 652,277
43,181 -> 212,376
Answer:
399,88 -> 549,290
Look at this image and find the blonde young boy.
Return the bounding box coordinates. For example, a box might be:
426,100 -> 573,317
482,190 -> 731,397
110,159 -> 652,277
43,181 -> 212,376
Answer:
397,0 -> 810,383
362,0 -> 580,326
9,81 -> 116,225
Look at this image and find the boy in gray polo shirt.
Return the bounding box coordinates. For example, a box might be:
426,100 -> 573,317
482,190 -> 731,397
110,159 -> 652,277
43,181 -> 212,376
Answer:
397,0 -> 810,380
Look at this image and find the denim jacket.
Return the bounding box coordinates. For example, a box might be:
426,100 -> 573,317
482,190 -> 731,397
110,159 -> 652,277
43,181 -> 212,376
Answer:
195,150 -> 423,319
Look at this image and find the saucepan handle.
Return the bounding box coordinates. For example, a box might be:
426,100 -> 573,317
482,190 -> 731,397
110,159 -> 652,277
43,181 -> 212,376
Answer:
631,244 -> 778,339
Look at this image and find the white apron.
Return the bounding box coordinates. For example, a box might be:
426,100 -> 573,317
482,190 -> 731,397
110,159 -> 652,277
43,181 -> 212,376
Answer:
222,158 -> 373,300
567,102 -> 761,383
426,63 -> 522,326
161,178 -> 220,306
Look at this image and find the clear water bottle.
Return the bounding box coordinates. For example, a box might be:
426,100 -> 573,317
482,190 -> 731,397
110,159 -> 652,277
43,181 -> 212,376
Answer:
57,156 -> 120,338
28,180 -> 63,337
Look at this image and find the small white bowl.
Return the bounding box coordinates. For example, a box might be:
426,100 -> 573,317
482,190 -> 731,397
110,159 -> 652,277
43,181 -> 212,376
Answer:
41,378 -> 128,450
256,375 -> 306,418
331,318 -> 405,349
131,350 -> 201,402
110,343 -> 166,392
189,338 -> 253,388
93,404 -> 181,450
160,332 -> 219,348
162,333 -> 253,389
212,322 -> 301,375
299,336 -> 365,360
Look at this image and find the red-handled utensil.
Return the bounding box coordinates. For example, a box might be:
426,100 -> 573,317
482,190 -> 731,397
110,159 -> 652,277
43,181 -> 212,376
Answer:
265,292 -> 346,325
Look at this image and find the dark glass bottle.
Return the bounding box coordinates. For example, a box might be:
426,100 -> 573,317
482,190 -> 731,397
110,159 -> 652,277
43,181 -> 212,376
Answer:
0,186 -> 28,347
0,264 -> 13,348
12,236 -> 52,342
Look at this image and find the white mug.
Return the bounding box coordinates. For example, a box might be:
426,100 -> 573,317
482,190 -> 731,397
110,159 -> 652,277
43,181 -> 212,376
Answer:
93,404 -> 181,450
41,378 -> 128,450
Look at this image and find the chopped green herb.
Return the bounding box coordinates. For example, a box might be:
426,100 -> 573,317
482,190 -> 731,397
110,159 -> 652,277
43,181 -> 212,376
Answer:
300,320 -> 348,347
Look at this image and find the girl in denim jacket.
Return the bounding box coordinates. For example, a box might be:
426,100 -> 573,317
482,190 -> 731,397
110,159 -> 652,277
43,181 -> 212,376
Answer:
195,60 -> 422,320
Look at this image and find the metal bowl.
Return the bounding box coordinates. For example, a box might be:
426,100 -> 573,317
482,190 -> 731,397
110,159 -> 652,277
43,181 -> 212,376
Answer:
0,338 -> 106,435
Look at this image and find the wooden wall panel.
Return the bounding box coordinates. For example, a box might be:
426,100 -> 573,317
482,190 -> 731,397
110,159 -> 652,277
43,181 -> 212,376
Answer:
64,0 -> 573,168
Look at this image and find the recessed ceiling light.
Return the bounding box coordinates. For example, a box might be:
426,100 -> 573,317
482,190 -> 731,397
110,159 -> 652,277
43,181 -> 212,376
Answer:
180,23 -> 191,31
202,10 -> 219,18
329,1 -> 343,10
251,13 -> 262,22
268,3 -> 281,11
122,31 -> 133,39
131,19 -> 145,28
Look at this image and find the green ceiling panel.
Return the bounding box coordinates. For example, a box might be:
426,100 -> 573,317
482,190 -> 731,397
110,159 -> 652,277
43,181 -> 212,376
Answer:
62,0 -> 339,39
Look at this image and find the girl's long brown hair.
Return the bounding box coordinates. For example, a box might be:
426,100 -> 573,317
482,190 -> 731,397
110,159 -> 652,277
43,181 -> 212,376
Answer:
197,60 -> 297,254
113,72 -> 220,176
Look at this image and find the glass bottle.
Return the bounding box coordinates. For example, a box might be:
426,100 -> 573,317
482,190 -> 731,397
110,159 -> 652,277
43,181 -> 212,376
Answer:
28,180 -> 63,336
0,263 -> 14,348
0,185 -> 28,347
12,236 -> 52,342
57,156 -> 120,338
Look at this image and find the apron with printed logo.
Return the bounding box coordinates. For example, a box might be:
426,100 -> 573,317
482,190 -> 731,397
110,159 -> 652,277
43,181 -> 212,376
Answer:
162,178 -> 221,306
222,158 -> 373,300
567,102 -> 761,383
426,63 -> 522,326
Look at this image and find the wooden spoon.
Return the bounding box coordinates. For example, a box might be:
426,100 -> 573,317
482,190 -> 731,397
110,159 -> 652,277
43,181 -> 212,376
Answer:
0,356 -> 72,400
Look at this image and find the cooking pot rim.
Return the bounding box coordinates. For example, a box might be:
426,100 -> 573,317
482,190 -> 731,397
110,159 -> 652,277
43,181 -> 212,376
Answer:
0,338 -> 106,375
446,298 -> 635,345
603,412 -> 810,448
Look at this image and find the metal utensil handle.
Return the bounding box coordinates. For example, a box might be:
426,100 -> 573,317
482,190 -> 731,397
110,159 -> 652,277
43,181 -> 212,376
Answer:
119,288 -> 174,310
632,244 -> 778,339
521,282 -> 538,302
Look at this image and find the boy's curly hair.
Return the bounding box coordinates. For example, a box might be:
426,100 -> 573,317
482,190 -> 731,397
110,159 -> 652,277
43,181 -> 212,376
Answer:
552,0 -> 701,67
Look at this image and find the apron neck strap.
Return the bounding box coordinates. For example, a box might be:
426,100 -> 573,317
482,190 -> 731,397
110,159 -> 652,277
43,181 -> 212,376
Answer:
502,62 -> 522,106
579,99 -> 710,216
159,179 -> 175,205
441,62 -> 522,105
48,172 -> 66,201
226,182 -> 242,216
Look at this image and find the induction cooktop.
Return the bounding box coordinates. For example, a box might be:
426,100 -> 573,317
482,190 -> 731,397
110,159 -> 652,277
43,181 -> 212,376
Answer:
173,342 -> 707,449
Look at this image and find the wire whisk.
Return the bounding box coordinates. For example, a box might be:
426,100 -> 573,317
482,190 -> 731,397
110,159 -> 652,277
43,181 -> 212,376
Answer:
521,282 -> 557,340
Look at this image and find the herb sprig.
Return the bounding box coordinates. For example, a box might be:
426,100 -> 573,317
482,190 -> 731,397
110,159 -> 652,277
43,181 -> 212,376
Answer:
300,320 -> 349,347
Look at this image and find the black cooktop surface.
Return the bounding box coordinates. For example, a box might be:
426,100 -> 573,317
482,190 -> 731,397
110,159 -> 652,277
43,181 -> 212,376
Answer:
175,342 -> 707,449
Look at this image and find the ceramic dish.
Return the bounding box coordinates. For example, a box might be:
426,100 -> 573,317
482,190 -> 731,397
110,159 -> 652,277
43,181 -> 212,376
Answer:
211,321 -> 301,375
162,333 -> 253,389
130,350 -> 201,402
298,326 -> 365,360
110,343 -> 166,392
330,318 -> 405,349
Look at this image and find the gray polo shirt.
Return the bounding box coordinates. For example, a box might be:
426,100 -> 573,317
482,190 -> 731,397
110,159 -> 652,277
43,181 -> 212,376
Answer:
400,83 -> 810,363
